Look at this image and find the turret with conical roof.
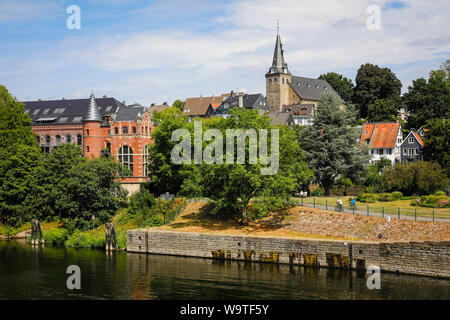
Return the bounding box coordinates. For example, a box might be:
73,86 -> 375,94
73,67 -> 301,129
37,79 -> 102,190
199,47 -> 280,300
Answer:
82,91 -> 103,158
83,91 -> 102,122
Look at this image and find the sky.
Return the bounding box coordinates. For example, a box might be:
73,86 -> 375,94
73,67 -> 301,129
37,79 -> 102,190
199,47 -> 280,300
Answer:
0,0 -> 449,106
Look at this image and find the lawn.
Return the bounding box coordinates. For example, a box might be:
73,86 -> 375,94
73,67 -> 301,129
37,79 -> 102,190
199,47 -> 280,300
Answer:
297,196 -> 450,219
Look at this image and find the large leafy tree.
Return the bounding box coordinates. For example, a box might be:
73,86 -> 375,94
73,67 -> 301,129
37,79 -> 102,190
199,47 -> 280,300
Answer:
147,107 -> 188,195
366,98 -> 398,122
422,118 -> 449,176
180,108 -> 313,224
318,72 -> 354,102
302,92 -> 370,196
353,63 -> 402,119
172,99 -> 185,111
403,69 -> 450,129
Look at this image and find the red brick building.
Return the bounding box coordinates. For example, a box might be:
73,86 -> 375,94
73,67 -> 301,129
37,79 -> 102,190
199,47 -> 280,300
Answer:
24,93 -> 154,194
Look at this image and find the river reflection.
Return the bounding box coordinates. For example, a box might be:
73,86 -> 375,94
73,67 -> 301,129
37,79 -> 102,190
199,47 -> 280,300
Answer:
0,240 -> 448,300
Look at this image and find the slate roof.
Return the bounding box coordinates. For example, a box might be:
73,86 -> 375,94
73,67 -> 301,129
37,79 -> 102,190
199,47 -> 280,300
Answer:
24,97 -> 124,126
268,112 -> 293,126
115,105 -> 145,121
266,33 -> 290,75
184,96 -> 224,116
360,122 -> 401,149
83,92 -> 102,122
218,93 -> 269,111
289,76 -> 335,101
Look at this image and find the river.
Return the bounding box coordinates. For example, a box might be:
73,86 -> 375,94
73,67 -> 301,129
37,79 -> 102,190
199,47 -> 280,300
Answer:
0,240 -> 448,300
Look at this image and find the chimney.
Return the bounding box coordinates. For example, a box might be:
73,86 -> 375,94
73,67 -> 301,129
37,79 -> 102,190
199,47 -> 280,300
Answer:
230,90 -> 234,97
163,102 -> 167,105
151,103 -> 155,106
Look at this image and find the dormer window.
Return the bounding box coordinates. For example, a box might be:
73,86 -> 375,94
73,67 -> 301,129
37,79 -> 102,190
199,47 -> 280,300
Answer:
408,137 -> 414,144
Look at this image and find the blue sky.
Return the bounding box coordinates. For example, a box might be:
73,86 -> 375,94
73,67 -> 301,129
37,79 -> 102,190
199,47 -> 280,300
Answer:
0,0 -> 449,105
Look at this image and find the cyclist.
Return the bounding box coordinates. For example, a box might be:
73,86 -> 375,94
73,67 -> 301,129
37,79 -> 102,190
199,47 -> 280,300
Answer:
351,197 -> 356,209
337,198 -> 343,212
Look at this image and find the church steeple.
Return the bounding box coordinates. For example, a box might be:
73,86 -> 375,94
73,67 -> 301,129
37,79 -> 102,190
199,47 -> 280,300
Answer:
266,31 -> 290,75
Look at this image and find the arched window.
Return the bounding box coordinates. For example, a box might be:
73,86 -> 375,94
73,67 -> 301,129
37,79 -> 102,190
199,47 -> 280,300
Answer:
118,145 -> 133,174
77,134 -> 82,146
66,134 -> 71,143
56,135 -> 61,145
86,129 -> 90,136
143,145 -> 149,177
123,126 -> 128,134
45,135 -> 51,145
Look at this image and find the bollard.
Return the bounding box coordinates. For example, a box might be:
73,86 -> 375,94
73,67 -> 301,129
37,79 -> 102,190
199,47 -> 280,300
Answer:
326,199 -> 328,211
382,207 -> 384,218
398,208 -> 400,219
433,209 -> 435,222
415,208 -> 417,221
352,204 -> 355,215
367,205 -> 369,217
313,198 -> 315,208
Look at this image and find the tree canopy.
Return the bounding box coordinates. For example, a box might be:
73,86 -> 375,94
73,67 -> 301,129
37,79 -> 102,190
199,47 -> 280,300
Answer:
366,98 -> 398,122
318,72 -> 354,102
301,92 -> 370,195
353,63 -> 402,119
422,118 -> 449,176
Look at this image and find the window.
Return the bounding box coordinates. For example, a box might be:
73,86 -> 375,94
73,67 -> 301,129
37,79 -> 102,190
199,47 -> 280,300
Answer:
77,134 -> 82,146
45,135 -> 50,145
379,149 -> 384,155
108,130 -> 111,136
87,146 -> 90,153
66,134 -> 71,143
420,131 -> 424,136
143,145 -> 149,177
118,146 -> 133,174
415,149 -> 419,155
387,149 -> 392,155
132,127 -> 136,134
58,117 -> 68,123
86,129 -> 90,136
408,149 -> 414,156
274,78 -> 278,82
56,135 -> 61,146
408,137 -> 414,143
73,116 -> 83,122
33,109 -> 40,115
123,126 -> 128,134
282,78 -> 285,84
145,127 -> 148,135
269,79 -> 272,83
403,148 -> 407,155
115,127 -> 119,134
105,106 -> 112,112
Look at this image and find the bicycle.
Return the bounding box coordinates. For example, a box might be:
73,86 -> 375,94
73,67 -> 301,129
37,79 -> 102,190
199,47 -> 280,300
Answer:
335,203 -> 344,212
349,202 -> 358,211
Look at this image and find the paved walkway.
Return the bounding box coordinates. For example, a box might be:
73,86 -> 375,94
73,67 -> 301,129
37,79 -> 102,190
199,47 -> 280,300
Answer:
297,202 -> 449,223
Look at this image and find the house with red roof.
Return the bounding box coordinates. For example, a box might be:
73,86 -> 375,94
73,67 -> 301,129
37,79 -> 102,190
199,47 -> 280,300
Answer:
400,128 -> 425,162
360,122 -> 403,165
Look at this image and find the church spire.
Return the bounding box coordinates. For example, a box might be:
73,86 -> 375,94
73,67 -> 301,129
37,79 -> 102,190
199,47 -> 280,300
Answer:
83,91 -> 102,122
266,28 -> 290,75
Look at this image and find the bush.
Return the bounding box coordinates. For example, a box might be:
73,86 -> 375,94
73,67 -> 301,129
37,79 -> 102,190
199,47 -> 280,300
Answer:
128,188 -> 156,216
392,191 -> 403,200
379,193 -> 394,202
382,161 -> 447,196
435,191 -> 446,196
411,195 -> 450,208
357,193 -> 380,203
311,187 -> 324,197
66,231 -> 105,248
43,228 -> 69,245
247,203 -> 269,220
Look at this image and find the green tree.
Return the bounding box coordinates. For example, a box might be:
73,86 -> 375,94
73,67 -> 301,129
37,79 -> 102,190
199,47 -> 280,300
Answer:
382,161 -> 447,196
0,85 -> 37,151
422,118 -> 449,176
366,98 -> 398,122
147,107 -> 188,195
302,92 -> 370,196
404,69 -> 450,129
318,72 -> 354,102
353,63 -> 402,119
441,60 -> 450,80
180,108 -> 313,224
172,99 -> 185,111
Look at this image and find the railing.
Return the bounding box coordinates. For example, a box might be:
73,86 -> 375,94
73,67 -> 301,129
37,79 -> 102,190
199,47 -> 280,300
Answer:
163,198 -> 188,225
296,197 -> 445,222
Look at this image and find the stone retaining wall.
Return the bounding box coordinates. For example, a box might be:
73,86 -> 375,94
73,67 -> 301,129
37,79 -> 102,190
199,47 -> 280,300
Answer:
127,229 -> 450,278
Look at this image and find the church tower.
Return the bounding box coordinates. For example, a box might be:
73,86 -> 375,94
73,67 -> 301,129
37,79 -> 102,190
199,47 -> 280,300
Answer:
82,91 -> 103,158
265,30 -> 292,113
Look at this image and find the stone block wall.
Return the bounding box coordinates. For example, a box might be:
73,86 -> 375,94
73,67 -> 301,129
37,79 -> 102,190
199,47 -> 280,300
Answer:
127,229 -> 450,278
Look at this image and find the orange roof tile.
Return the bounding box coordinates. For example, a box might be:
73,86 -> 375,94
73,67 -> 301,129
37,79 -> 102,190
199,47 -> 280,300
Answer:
360,122 -> 400,149
413,132 -> 424,146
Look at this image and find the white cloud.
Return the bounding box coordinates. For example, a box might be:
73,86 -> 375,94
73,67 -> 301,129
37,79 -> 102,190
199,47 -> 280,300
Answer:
1,0 -> 449,102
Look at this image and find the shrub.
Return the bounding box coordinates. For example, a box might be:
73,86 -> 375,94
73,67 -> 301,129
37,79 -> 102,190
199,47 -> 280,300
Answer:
357,193 -> 380,203
411,195 -> 450,208
392,191 -> 403,200
247,203 -> 270,221
66,231 -> 105,248
311,187 -> 324,197
379,193 -> 394,202
43,228 -> 69,245
434,191 -> 446,196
